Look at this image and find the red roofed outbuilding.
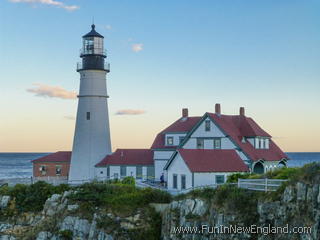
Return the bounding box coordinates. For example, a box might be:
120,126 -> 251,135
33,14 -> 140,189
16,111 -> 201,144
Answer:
32,151 -> 71,184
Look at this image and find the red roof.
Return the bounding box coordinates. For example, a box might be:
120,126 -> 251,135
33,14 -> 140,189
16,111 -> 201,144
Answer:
32,151 -> 71,163
151,117 -> 201,149
96,149 -> 154,167
208,113 -> 287,161
178,149 -> 249,172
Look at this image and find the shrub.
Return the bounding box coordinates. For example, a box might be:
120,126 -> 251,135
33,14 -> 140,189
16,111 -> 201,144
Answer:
59,230 -> 73,240
2,181 -> 70,213
121,176 -> 135,185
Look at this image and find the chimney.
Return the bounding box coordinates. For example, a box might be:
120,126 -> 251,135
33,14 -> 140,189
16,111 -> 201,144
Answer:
240,107 -> 245,116
215,103 -> 221,115
182,108 -> 188,118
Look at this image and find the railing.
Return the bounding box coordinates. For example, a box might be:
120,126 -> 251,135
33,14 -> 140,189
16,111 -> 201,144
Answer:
80,48 -> 106,56
237,178 -> 287,192
76,62 -> 110,72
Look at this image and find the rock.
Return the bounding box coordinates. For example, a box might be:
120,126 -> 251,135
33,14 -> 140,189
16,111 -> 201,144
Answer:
282,186 -> 295,203
150,203 -> 170,214
120,221 -> 135,230
0,196 -> 10,209
43,194 -> 62,216
60,216 -> 76,231
181,199 -> 195,215
0,235 -> 16,240
0,223 -> 13,232
62,190 -> 72,202
60,216 -> 91,239
97,231 -> 113,240
296,182 -> 307,201
67,204 -> 79,211
36,231 -> 52,240
193,199 -> 207,216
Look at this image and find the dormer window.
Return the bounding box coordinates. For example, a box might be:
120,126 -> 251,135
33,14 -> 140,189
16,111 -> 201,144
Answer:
254,137 -> 270,149
167,136 -> 174,145
205,120 -> 211,131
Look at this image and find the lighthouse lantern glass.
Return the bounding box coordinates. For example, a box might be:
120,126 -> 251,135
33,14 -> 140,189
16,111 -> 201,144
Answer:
83,37 -> 104,55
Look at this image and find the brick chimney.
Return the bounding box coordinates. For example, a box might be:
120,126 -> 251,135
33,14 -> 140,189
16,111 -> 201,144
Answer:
215,103 -> 221,115
182,108 -> 188,118
240,107 -> 245,116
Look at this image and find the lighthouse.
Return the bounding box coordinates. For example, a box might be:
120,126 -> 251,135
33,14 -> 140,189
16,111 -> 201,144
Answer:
69,24 -> 112,183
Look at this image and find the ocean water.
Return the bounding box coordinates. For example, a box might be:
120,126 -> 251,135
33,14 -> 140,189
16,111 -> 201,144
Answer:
0,152 -> 320,179
0,153 -> 50,179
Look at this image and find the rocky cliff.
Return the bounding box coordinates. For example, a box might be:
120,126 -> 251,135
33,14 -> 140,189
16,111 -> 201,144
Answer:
158,182 -> 320,240
1,166 -> 320,240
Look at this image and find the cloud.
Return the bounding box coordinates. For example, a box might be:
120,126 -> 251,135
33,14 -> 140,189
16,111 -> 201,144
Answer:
27,83 -> 77,99
9,0 -> 79,11
132,43 -> 143,52
104,25 -> 112,30
115,109 -> 146,115
64,115 -> 75,120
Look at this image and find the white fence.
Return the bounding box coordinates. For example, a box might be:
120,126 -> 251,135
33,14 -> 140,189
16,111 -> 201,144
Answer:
237,178 -> 287,192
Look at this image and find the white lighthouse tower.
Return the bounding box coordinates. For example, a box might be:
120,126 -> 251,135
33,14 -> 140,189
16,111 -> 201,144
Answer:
69,24 -> 112,183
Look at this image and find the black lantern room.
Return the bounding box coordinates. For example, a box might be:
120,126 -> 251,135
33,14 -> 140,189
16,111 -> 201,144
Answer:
77,24 -> 109,72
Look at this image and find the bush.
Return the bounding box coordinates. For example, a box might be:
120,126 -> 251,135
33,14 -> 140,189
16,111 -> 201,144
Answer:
69,182 -> 171,216
121,176 -> 135,185
58,230 -> 73,240
2,181 -> 70,213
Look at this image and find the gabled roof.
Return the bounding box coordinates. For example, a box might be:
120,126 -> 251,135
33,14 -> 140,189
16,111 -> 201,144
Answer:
172,149 -> 249,172
32,151 -> 71,163
151,116 -> 202,149
96,149 -> 154,167
207,113 -> 287,161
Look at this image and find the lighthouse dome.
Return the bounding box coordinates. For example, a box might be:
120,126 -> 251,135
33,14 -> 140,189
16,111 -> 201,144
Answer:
83,24 -> 104,38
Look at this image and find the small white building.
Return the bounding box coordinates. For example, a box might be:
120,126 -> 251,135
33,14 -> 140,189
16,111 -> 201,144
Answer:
95,149 -> 154,181
165,149 -> 248,191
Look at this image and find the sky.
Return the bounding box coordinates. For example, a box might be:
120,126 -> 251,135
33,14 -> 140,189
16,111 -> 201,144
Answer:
0,0 -> 319,152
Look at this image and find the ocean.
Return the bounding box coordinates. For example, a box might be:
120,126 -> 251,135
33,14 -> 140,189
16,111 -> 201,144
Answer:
0,152 -> 320,180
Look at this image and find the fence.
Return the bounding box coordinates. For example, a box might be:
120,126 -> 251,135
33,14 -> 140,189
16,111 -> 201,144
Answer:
237,178 -> 287,192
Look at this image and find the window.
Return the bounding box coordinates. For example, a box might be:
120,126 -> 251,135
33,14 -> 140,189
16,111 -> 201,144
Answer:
255,138 -> 260,149
147,166 -> 155,179
107,167 -> 110,178
197,138 -> 204,149
214,138 -> 221,149
215,175 -> 225,184
173,174 -> 178,189
55,166 -> 62,175
260,138 -> 264,149
86,112 -> 90,120
205,120 -> 211,131
120,166 -> 127,177
136,166 -> 143,179
39,165 -> 46,176
167,136 -> 174,145
181,175 -> 186,190
179,136 -> 185,144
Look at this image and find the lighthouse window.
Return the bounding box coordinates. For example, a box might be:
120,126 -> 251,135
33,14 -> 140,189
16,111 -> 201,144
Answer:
86,112 -> 90,120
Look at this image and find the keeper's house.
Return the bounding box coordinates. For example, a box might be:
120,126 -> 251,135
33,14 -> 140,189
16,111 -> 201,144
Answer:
32,104 -> 288,189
